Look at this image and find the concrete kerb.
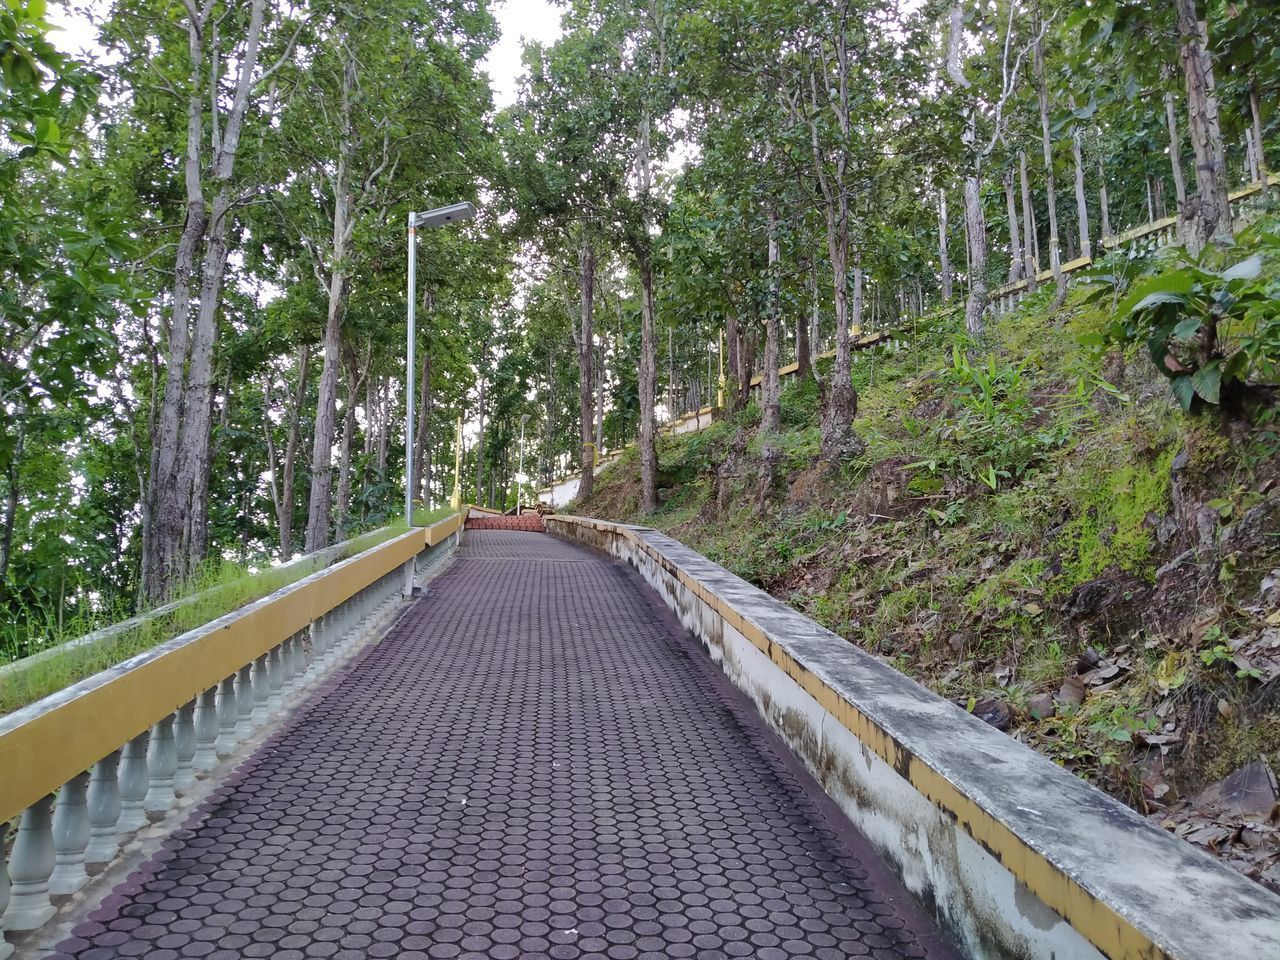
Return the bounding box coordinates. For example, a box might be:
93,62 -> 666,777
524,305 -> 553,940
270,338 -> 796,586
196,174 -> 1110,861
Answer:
546,514 -> 1280,960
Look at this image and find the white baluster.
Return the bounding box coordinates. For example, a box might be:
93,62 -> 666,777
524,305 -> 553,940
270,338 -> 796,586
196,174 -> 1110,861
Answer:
266,645 -> 285,717
235,664 -> 254,739
84,751 -> 121,870
174,700 -> 197,792
291,632 -> 310,688
215,675 -> 238,759
251,655 -> 270,725
192,685 -> 219,772
117,732 -> 150,833
2,795 -> 56,930
144,714 -> 177,819
281,635 -> 300,695
0,823 -> 12,960
49,772 -> 91,896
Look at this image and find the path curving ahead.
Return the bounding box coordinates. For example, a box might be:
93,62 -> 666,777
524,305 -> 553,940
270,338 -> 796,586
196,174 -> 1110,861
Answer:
52,531 -> 958,960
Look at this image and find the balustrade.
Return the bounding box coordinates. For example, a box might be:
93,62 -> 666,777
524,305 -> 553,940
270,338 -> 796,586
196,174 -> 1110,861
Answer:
0,517 -> 460,955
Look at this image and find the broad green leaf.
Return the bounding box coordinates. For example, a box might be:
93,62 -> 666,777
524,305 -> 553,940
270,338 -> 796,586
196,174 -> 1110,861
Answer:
1191,366 -> 1221,405
1170,375 -> 1195,411
1221,255 -> 1262,282
1130,290 -> 1188,314
1118,271 -> 1195,316
1171,316 -> 1201,340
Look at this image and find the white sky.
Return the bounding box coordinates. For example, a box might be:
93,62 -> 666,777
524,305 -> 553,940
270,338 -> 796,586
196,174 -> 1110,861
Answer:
485,0 -> 563,109
50,1 -> 563,111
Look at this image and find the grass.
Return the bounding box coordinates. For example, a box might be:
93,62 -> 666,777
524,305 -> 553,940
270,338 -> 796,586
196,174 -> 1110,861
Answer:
0,508 -> 457,717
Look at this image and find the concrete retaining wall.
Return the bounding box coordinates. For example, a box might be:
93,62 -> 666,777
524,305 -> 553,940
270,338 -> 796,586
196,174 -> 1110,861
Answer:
546,515 -> 1280,960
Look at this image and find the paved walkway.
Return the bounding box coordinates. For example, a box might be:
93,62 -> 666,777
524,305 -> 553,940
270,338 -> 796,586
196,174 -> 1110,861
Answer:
53,531 -> 957,960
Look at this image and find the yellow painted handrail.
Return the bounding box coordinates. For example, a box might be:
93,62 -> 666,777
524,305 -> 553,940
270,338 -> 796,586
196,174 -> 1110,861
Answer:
0,512 -> 462,823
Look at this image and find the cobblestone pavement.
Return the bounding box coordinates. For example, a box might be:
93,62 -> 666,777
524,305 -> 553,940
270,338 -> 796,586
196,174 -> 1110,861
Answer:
53,531 -> 959,960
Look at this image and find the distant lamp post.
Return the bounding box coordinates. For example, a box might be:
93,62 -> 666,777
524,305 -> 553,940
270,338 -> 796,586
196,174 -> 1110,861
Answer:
450,416 -> 463,510
405,202 -> 475,527
517,413 -> 531,512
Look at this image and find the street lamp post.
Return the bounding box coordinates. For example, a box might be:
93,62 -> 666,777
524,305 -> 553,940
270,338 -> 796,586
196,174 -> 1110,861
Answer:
405,201 -> 476,530
404,202 -> 475,598
517,413 -> 531,513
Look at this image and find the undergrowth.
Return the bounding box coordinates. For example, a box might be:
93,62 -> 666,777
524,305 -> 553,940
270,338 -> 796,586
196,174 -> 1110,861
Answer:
576,238 -> 1280,818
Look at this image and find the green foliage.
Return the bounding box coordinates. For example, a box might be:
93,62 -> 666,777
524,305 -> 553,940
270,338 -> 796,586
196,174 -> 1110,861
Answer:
904,344 -> 1074,491
1055,442 -> 1175,587
1097,217 -> 1280,411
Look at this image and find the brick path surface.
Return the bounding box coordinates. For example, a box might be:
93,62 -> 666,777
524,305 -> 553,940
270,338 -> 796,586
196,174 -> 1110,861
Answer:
53,531 -> 958,960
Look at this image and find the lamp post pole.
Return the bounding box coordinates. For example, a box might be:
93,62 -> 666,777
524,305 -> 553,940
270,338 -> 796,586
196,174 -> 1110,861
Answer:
405,217 -> 417,528
518,413 -> 531,513
403,202 -> 476,596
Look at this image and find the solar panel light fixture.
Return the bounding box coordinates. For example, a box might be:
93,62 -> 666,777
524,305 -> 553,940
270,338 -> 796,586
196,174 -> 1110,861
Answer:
410,202 -> 476,229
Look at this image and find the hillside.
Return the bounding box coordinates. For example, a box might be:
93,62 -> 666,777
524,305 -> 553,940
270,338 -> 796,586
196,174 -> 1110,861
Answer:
575,227 -> 1280,891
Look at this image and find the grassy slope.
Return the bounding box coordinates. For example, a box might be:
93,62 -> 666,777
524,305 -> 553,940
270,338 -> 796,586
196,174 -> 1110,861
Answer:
577,281 -> 1280,833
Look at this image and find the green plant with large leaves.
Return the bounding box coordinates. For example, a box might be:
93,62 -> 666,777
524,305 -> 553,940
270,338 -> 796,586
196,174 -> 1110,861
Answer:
1101,218 -> 1280,412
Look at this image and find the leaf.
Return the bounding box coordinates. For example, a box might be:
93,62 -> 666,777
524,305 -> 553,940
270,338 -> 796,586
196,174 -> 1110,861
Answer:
1191,365 -> 1222,405
1221,255 -> 1262,282
28,0 -> 46,17
1131,290 -> 1188,313
1171,375 -> 1196,411
1117,270 -> 1196,316
1172,316 -> 1201,340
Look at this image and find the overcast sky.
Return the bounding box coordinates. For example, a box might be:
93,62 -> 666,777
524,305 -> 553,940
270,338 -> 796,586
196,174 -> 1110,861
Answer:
50,0 -> 562,109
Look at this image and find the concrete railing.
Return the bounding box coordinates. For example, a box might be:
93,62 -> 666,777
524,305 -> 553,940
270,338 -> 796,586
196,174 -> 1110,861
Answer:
546,515 -> 1280,960
0,513 -> 463,957
0,523 -> 411,685
986,173 -> 1279,318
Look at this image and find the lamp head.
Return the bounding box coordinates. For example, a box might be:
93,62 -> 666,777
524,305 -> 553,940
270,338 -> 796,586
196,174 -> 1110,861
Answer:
410,202 -> 476,229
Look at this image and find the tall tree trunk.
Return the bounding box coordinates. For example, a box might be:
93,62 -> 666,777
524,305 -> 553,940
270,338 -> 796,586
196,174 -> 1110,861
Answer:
412,351 -> 431,506
1071,125 -> 1092,260
376,378 -> 389,478
761,204 -> 781,434
724,314 -> 742,414
962,172 -> 987,335
576,234 -> 596,500
637,109 -> 658,514
938,189 -> 952,301
334,379 -> 357,539
1174,0 -> 1233,251
795,261 -> 812,381
1004,168 -> 1023,283
305,273 -> 346,552
143,0 -> 271,602
1250,80 -> 1270,199
337,346 -> 369,538
1097,152 -> 1112,240
595,340 -> 605,452
1020,151 -> 1039,287
1164,82 -> 1189,213
1033,9 -> 1065,305
304,56 -> 356,553
263,345 -> 310,560
638,258 -> 658,513
819,198 -> 860,460
0,430 -> 21,603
